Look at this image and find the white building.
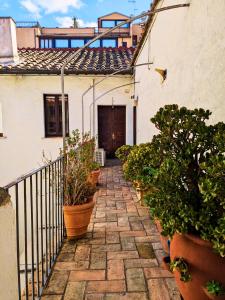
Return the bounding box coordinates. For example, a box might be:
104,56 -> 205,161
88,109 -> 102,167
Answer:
0,17 -> 135,186
133,0 -> 225,143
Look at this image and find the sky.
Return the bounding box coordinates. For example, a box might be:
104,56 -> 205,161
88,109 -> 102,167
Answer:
0,0 -> 151,27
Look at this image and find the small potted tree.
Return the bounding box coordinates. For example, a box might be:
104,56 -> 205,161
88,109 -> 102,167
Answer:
63,130 -> 96,239
145,105 -> 225,300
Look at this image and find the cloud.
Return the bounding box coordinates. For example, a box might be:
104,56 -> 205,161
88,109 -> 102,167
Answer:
56,16 -> 97,28
20,0 -> 41,18
0,2 -> 10,9
20,0 -> 84,16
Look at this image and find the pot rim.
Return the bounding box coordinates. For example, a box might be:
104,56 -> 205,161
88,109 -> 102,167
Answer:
63,195 -> 95,211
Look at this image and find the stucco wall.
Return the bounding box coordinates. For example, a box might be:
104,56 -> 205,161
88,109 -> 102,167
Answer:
0,75 -> 133,186
134,0 -> 225,143
0,193 -> 18,300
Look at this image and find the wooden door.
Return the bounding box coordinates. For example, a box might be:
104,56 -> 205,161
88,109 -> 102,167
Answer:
98,105 -> 126,158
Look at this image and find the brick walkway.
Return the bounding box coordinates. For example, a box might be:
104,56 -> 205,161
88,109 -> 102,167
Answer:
42,164 -> 180,300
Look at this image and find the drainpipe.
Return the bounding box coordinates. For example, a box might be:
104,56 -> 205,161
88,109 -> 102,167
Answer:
61,4 -> 190,150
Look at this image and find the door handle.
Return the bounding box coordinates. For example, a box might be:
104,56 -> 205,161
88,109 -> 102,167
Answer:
112,133 -> 115,140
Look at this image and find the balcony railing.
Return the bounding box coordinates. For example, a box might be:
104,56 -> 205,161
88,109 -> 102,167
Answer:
4,157 -> 64,300
16,21 -> 40,28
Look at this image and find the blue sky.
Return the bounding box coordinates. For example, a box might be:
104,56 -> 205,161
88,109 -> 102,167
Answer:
0,0 -> 151,27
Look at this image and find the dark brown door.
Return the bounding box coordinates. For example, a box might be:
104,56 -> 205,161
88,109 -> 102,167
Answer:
98,105 -> 126,158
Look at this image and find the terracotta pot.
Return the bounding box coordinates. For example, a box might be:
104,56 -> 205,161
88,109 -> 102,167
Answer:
155,219 -> 170,254
170,234 -> 225,300
63,196 -> 95,239
202,287 -> 225,300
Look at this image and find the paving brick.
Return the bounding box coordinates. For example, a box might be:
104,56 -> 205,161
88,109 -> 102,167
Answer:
136,243 -> 156,259
64,282 -> 86,300
85,294 -> 105,300
41,296 -> 63,300
61,241 -> 76,253
148,279 -> 170,300
144,267 -> 174,279
120,231 -> 146,238
57,252 -> 74,262
90,251 -> 106,269
92,244 -> 121,252
108,251 -> 139,260
69,270 -> 105,281
125,258 -> 158,269
106,231 -> 120,244
105,293 -> 148,300
126,268 -> 146,292
86,280 -> 126,293
165,278 -> 181,299
121,236 -> 136,251
108,259 -> 125,280
43,271 -> 69,295
135,236 -> 160,243
54,261 -> 89,271
107,226 -> 130,232
75,245 -> 90,261
130,221 -> 144,231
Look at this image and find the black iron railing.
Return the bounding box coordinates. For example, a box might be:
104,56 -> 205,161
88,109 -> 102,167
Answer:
4,157 -> 64,300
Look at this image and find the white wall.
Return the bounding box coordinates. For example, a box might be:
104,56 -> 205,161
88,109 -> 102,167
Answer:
0,74 -> 133,186
134,0 -> 225,143
0,198 -> 18,300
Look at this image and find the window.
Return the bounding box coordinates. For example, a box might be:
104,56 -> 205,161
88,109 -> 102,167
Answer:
115,20 -> 130,28
71,39 -> 85,47
40,39 -> 53,48
102,39 -> 117,47
55,39 -> 69,48
122,42 -> 127,48
101,20 -> 115,28
44,95 -> 69,137
88,40 -> 101,48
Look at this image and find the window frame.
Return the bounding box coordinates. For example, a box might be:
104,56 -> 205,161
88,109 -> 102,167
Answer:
44,94 -> 69,138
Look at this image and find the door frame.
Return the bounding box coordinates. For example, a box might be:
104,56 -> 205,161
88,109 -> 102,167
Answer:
97,104 -> 126,155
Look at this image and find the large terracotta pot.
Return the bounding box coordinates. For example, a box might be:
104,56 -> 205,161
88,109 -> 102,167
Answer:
170,234 -> 225,300
63,196 -> 95,239
155,219 -> 170,254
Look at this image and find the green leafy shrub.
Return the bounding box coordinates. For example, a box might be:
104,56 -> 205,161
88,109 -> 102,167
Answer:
205,280 -> 225,296
123,143 -> 156,187
145,105 -> 225,256
115,145 -> 133,164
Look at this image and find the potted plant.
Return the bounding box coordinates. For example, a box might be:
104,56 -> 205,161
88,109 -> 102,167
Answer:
63,130 -> 97,239
88,161 -> 101,186
203,281 -> 225,300
145,105 -> 225,300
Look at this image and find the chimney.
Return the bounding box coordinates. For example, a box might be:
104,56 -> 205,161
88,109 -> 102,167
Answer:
0,17 -> 19,65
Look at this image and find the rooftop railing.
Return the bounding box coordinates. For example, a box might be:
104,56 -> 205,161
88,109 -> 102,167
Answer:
16,21 -> 40,28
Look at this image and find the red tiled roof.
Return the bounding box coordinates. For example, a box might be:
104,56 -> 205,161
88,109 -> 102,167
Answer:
0,47 -> 135,75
